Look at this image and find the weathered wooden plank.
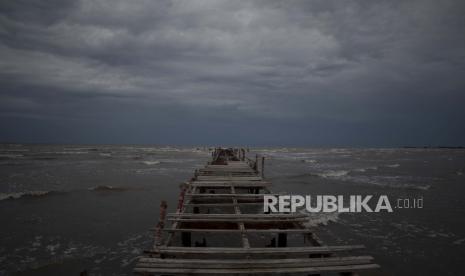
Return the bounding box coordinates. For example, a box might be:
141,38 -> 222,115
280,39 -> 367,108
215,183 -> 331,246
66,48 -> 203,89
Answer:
191,180 -> 269,183
230,185 -> 250,249
196,173 -> 259,178
134,263 -> 380,274
205,163 -> 251,166
138,256 -> 373,265
197,169 -> 257,176
205,163 -> 251,168
196,176 -> 263,181
136,256 -> 374,269
196,174 -> 258,178
167,213 -> 308,219
168,217 -> 308,222
196,175 -> 262,177
161,228 -> 312,234
148,245 -> 365,255
198,171 -> 255,175
185,193 -> 274,197
199,163 -> 254,170
197,171 -> 256,174
187,198 -> 264,204
199,168 -> 255,172
184,202 -> 263,208
190,183 -> 270,188
190,180 -> 270,185
197,173 -> 258,177
226,161 -> 251,165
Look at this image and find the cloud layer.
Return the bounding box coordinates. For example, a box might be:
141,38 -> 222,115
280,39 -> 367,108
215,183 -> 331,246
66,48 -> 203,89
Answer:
1,0 -> 464,145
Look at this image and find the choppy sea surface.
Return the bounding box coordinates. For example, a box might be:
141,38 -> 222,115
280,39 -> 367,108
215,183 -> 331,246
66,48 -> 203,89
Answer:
0,144 -> 464,275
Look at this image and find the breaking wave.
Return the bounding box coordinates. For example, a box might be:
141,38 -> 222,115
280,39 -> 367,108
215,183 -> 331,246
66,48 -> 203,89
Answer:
301,159 -> 317,163
87,185 -> 129,191
141,161 -> 161,165
300,210 -> 340,227
0,186 -> 137,201
294,169 -> 432,191
0,190 -> 55,201
354,166 -> 378,172
316,170 -> 350,178
0,153 -> 24,159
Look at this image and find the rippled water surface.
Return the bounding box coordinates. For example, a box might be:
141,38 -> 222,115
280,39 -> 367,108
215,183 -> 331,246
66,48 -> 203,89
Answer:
1,144 -> 464,275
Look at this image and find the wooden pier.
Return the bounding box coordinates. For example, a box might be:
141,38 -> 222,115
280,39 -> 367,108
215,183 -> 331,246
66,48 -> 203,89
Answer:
134,148 -> 379,275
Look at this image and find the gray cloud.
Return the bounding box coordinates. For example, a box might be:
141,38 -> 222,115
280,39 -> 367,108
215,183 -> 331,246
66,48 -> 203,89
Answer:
1,0 -> 464,146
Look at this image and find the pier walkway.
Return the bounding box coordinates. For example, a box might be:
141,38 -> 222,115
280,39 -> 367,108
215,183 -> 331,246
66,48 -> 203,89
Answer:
134,148 -> 379,275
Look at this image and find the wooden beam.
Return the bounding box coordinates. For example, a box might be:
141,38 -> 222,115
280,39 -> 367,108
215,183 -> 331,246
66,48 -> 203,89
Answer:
134,264 -> 380,274
196,173 -> 259,177
204,166 -> 252,170
166,213 -> 308,219
231,185 -> 250,248
167,217 -> 308,223
168,216 -> 309,223
190,182 -> 271,188
147,245 -> 366,255
184,202 -> 263,207
185,193 -> 275,197
136,256 -> 374,268
199,168 -> 255,172
191,180 -> 269,184
205,163 -> 251,168
160,228 -> 313,234
196,176 -> 263,181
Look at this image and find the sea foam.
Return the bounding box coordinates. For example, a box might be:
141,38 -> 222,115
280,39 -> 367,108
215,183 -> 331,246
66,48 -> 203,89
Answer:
0,191 -> 52,201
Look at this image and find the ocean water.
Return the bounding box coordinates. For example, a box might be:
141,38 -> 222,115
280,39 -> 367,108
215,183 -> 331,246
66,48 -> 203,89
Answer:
0,144 -> 464,275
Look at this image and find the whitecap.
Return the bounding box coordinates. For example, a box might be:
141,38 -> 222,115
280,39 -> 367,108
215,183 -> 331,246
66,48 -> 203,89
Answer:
317,170 -> 349,178
0,153 -> 24,159
354,166 -> 378,172
302,159 -> 317,163
0,190 -> 52,201
46,243 -> 60,255
52,151 -> 88,155
349,175 -> 431,191
88,185 -> 128,191
301,210 -> 340,227
141,161 -> 161,165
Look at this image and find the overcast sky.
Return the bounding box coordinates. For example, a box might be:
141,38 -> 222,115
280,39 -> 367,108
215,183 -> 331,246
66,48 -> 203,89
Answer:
1,0 -> 464,146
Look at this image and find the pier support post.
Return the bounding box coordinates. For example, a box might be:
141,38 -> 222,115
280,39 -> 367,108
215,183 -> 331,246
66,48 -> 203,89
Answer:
254,154 -> 258,172
261,156 -> 265,178
177,187 -> 186,212
154,200 -> 168,247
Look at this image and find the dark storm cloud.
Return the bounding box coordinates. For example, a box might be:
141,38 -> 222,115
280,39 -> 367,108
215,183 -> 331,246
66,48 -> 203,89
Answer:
1,0 -> 464,145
